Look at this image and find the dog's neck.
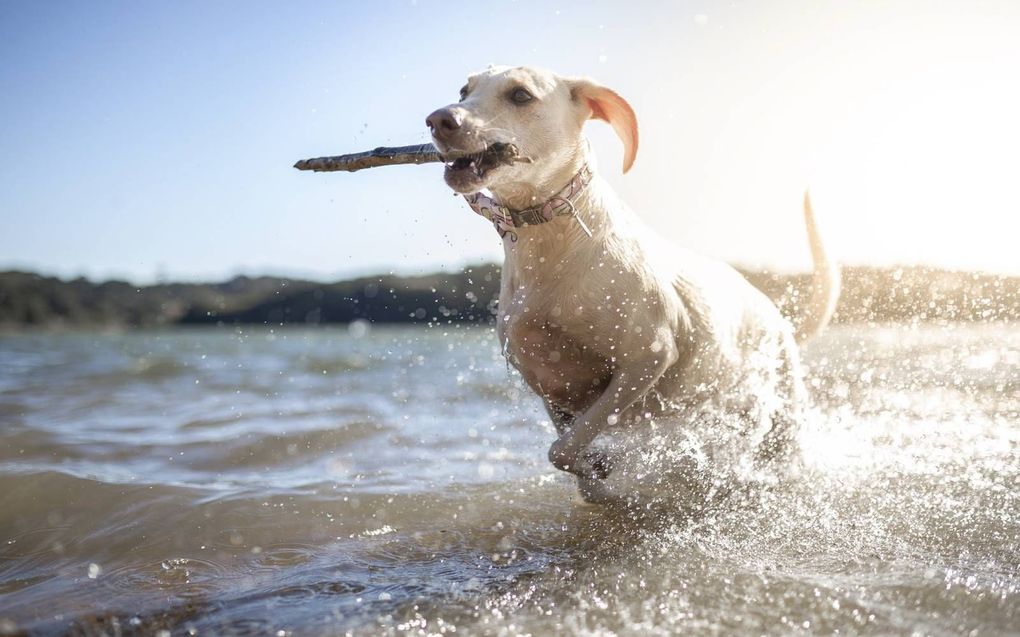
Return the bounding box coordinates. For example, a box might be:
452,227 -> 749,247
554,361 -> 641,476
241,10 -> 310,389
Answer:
488,141 -> 590,212
489,145 -> 619,284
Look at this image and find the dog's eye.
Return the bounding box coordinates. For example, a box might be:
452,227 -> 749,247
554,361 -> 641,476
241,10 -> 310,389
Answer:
509,88 -> 534,105
459,85 -> 469,102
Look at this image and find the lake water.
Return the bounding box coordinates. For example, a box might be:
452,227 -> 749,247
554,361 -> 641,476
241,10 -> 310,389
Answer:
0,324 -> 1017,636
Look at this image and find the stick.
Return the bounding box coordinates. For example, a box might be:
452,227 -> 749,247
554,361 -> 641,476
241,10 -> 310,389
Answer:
293,142 -> 530,173
293,144 -> 440,173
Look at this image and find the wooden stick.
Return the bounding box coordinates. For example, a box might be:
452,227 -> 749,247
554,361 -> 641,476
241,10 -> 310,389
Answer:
293,142 -> 531,173
293,144 -> 440,173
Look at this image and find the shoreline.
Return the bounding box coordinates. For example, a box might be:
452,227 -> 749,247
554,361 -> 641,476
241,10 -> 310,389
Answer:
2,263 -> 1017,328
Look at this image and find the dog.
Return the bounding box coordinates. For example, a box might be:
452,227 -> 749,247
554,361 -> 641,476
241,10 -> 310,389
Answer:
426,66 -> 839,504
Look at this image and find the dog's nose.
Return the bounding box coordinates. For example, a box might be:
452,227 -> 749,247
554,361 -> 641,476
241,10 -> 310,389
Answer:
426,107 -> 462,137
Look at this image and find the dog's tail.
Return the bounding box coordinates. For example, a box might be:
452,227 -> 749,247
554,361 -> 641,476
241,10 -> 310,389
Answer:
793,191 -> 840,344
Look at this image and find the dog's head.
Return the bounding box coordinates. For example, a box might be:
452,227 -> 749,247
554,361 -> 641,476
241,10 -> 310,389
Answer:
426,66 -> 638,198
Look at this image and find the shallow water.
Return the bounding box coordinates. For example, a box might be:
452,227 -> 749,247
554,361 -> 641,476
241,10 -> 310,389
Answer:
0,324 -> 1017,636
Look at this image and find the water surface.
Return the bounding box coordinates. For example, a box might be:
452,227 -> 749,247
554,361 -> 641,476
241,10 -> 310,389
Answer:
0,324 -> 1017,635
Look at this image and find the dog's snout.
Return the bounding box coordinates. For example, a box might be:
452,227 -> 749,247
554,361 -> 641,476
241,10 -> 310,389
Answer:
426,107 -> 462,137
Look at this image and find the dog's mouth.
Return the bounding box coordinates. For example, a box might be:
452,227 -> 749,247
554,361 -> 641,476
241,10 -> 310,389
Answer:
442,142 -> 529,190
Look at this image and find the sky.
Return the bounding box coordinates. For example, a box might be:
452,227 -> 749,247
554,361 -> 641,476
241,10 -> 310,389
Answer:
1,0 -> 1018,283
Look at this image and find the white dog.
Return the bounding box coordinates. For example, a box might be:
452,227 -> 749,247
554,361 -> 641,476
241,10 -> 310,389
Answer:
426,66 -> 839,504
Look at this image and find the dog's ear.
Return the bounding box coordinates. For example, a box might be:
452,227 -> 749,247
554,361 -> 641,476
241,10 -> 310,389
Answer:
571,79 -> 639,173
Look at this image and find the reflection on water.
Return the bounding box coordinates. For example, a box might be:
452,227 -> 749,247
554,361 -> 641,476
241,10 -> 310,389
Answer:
0,324 -> 1017,635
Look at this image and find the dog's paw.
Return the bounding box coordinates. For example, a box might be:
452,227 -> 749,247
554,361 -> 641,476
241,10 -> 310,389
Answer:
549,438 -> 614,480
547,439 -> 574,473
576,476 -> 623,506
584,449 -> 614,480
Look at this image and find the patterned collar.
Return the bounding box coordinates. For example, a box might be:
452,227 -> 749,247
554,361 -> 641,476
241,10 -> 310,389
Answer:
461,164 -> 594,242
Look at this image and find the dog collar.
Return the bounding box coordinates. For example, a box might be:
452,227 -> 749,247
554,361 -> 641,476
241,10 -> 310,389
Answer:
462,164 -> 594,242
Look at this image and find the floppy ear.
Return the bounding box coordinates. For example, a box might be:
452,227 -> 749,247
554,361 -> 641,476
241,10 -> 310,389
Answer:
571,79 -> 639,173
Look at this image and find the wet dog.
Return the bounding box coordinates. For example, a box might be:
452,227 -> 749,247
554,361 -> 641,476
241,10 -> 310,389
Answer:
427,66 -> 839,503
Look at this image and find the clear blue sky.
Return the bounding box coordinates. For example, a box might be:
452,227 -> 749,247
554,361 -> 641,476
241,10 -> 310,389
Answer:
2,1 -> 1018,283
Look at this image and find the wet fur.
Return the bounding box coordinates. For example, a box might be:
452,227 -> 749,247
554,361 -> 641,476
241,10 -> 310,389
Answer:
427,66 -> 839,504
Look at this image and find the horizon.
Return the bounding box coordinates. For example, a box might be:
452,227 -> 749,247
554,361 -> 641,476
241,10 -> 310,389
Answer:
5,259 -> 1017,290
2,1 -> 1019,283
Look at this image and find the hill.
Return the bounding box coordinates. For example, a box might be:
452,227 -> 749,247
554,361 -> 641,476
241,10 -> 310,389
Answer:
0,264 -> 1016,329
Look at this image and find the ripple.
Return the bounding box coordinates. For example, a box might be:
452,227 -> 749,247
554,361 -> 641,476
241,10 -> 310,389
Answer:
300,354 -> 376,374
0,526 -> 76,560
236,579 -> 367,608
216,617 -> 275,636
202,420 -> 391,470
130,356 -> 189,380
0,572 -> 53,595
100,556 -> 232,601
250,543 -> 319,569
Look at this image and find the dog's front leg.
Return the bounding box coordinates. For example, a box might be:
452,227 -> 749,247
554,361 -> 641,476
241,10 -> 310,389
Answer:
543,400 -> 574,436
547,343 -> 678,479
546,400 -> 613,479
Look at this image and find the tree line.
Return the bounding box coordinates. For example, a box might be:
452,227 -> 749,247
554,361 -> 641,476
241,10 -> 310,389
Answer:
1,264 -> 1016,329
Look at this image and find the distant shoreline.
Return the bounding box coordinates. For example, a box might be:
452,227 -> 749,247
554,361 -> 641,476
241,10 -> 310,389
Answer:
1,264 -> 1017,329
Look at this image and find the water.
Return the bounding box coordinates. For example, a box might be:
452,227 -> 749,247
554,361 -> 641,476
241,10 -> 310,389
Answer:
0,324 -> 1017,636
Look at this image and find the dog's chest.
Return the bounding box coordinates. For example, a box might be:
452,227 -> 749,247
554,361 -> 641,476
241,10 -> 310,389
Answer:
498,245 -> 620,410
503,314 -> 611,410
